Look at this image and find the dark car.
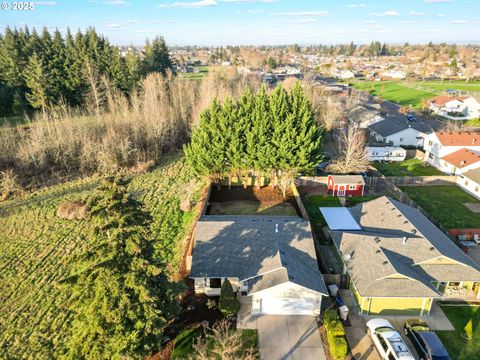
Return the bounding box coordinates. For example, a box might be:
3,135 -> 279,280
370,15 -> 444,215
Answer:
403,319 -> 450,360
406,114 -> 417,122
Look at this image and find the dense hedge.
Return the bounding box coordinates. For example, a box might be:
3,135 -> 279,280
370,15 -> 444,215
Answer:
323,309 -> 348,360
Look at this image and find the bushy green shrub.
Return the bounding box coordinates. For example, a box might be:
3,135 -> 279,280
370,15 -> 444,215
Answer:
323,308 -> 348,360
219,279 -> 240,317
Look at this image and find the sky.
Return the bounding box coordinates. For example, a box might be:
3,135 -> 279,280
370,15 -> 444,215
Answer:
1,0 -> 479,46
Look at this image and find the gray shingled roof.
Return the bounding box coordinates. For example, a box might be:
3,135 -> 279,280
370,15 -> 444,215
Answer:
190,215 -> 327,295
368,114 -> 432,137
348,106 -> 379,124
330,196 -> 480,298
462,168 -> 480,184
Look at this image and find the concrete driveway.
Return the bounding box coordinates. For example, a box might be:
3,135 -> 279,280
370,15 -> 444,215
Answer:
257,315 -> 326,360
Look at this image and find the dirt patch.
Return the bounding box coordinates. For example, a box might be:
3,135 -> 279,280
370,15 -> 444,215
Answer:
56,201 -> 88,220
207,186 -> 300,216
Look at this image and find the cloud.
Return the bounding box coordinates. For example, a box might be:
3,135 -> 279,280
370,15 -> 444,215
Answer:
437,13 -> 446,16
408,11 -> 424,16
105,23 -> 122,28
272,10 -> 328,16
348,3 -> 366,7
426,28 -> 442,32
363,20 -> 376,24
369,11 -> 400,17
35,1 -> 58,5
126,19 -> 139,23
425,0 -> 452,3
221,0 -> 274,2
400,20 -> 418,24
104,0 -> 129,6
157,0 -> 217,7
451,20 -> 468,24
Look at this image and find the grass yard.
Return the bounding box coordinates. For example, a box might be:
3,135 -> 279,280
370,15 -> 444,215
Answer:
346,194 -> 382,207
373,159 -> 444,176
179,66 -> 209,80
464,118 -> 480,128
0,154 -> 205,358
209,200 -> 297,216
437,305 -> 480,360
302,195 -> 341,226
415,80 -> 480,93
350,80 -> 436,108
400,185 -> 480,229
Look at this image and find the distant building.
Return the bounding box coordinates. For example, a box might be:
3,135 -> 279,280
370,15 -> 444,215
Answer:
368,114 -> 431,147
367,146 -> 406,162
457,168 -> 480,200
429,96 -> 480,120
327,175 -> 365,197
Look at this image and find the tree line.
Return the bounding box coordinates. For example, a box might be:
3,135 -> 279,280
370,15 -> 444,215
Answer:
0,26 -> 174,116
184,82 -> 324,196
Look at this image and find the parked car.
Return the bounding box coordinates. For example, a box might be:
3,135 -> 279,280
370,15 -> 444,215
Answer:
406,114 -> 417,122
403,319 -> 451,360
366,318 -> 415,360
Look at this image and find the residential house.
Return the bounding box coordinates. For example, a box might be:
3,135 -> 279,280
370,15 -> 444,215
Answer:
457,168 -> 480,200
190,215 -> 328,316
382,69 -> 406,79
424,131 -> 480,172
327,175 -> 365,197
368,114 -> 432,147
348,106 -> 384,129
367,145 -> 407,162
321,196 -> 480,316
429,95 -> 480,120
439,148 -> 480,174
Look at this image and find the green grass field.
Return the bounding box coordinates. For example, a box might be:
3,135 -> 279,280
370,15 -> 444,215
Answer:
437,305 -> 480,360
400,185 -> 480,229
0,155 -> 204,358
350,80 -> 436,108
179,66 -> 209,80
1,115 -> 26,126
373,159 -> 444,176
415,80 -> 480,93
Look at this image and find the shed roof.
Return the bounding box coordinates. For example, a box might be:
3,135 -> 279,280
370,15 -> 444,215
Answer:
462,168 -> 480,184
435,131 -> 480,146
190,215 -> 327,295
329,175 -> 365,185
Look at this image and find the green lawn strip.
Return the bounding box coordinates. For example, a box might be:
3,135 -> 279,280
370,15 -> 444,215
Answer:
1,115 -> 25,126
464,118 -> 480,127
373,159 -> 444,176
399,185 -> 480,229
436,305 -> 480,360
417,80 -> 480,93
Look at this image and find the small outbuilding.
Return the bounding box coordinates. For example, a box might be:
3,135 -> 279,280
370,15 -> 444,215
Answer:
327,175 -> 365,197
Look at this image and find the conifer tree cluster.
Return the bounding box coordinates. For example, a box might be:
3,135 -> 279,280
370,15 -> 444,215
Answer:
63,177 -> 180,359
184,82 -> 323,196
0,26 -> 175,115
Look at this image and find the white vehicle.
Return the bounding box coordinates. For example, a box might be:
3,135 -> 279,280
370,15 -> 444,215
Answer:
366,319 -> 415,360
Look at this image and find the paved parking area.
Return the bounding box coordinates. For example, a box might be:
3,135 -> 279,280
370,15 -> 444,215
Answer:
257,315 -> 326,360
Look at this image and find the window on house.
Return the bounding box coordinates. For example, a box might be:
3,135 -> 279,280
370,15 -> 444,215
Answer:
465,180 -> 469,186
475,186 -> 479,192
428,140 -> 433,147
349,185 -> 356,190
209,278 -> 222,288
399,137 -> 404,142
428,153 -> 434,159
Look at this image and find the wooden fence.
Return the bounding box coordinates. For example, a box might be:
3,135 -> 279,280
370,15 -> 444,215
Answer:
291,182 -> 310,221
384,175 -> 457,186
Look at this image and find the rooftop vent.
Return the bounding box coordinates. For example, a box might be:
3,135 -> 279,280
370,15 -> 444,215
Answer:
275,224 -> 279,233
429,246 -> 435,251
383,261 -> 389,265
402,236 -> 407,245
375,237 -> 381,243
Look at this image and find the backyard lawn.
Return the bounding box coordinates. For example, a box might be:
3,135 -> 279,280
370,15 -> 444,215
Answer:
400,185 -> 480,229
374,159 -> 444,176
346,194 -> 382,207
437,305 -> 480,360
302,195 -> 342,225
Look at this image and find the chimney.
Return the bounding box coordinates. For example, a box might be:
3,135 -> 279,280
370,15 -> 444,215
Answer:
275,224 -> 279,233
402,236 -> 407,245
473,138 -> 477,145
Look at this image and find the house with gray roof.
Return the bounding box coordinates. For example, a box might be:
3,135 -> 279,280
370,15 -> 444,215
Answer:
189,215 -> 328,316
368,114 -> 432,147
321,196 -> 480,316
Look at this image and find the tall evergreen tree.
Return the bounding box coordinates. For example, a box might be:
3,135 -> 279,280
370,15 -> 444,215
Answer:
64,177 -> 180,359
23,53 -> 48,111
141,36 -> 175,76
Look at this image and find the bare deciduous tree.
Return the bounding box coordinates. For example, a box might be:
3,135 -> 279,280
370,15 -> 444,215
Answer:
190,320 -> 257,360
328,127 -> 369,174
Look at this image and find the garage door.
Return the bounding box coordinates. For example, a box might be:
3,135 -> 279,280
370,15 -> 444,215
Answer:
257,297 -> 319,315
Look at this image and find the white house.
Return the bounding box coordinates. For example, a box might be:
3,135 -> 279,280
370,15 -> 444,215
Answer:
348,106 -> 384,129
367,146 -> 407,162
423,131 -> 480,173
338,69 -> 355,80
429,96 -> 480,120
368,114 -> 431,147
189,216 -> 328,316
382,69 -> 406,79
457,168 -> 480,200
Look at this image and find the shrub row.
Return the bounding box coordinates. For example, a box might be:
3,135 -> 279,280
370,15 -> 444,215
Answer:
323,309 -> 348,360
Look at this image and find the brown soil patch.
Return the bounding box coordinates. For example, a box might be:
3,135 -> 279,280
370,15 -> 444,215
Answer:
208,186 -> 300,216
